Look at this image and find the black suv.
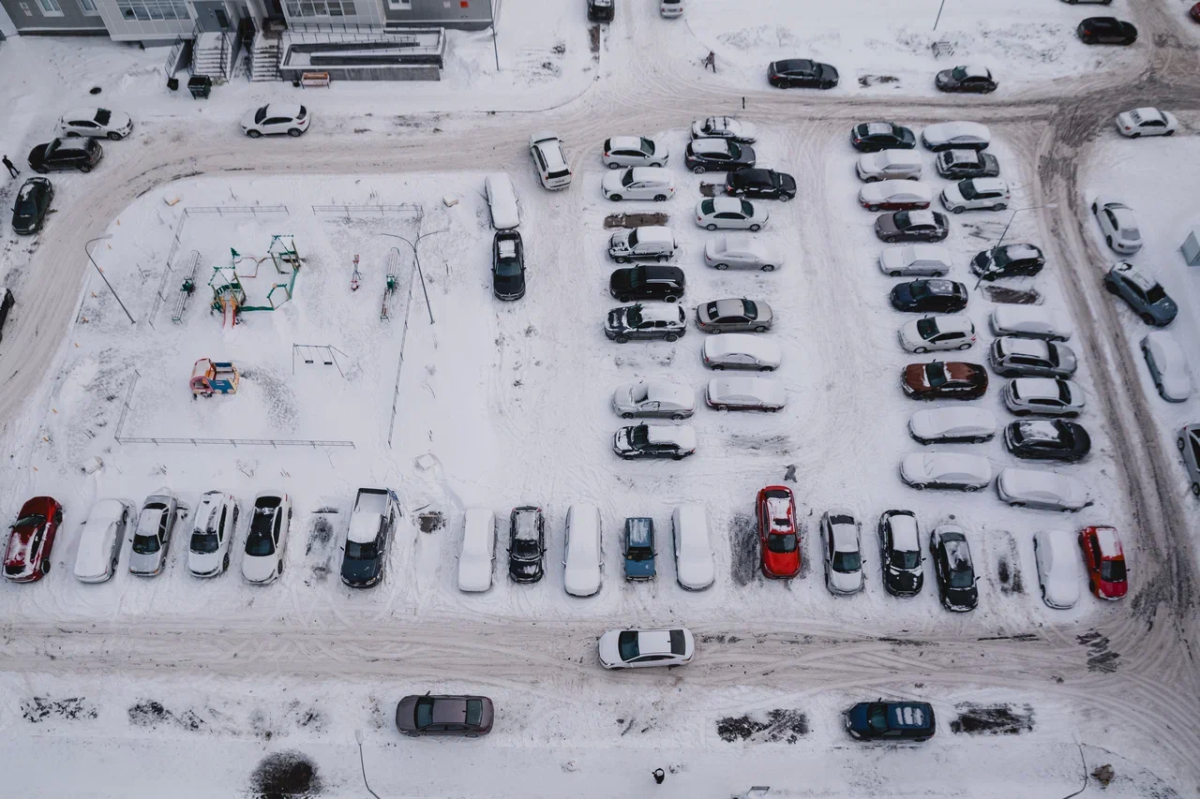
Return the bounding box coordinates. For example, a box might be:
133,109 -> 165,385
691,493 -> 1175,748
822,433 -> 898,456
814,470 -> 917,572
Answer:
612,424 -> 695,460
684,139 -> 756,174
930,526 -> 978,611
610,265 -> 685,303
29,138 -> 102,174
935,149 -> 1000,180
878,510 -> 924,597
605,303 -> 687,343
1078,17 -> 1137,45
724,168 -> 796,201
890,279 -> 969,314
508,506 -> 545,583
850,122 -> 916,152
11,177 -> 53,235
1004,419 -> 1091,462
492,230 -> 526,301
586,0 -> 613,22
970,243 -> 1045,280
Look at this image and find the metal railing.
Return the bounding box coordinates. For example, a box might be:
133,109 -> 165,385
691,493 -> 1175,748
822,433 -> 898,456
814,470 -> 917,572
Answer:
312,204 -> 423,217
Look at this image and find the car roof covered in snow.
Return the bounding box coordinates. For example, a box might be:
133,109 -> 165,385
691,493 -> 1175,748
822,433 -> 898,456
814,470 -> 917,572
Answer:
1094,526 -> 1123,555
999,468 -> 1087,503
608,135 -> 644,150
708,376 -> 786,404
629,225 -> 674,244
703,333 -> 782,360
927,120 -> 990,140
348,512 -> 382,544
690,138 -> 733,155
628,166 -> 671,182
646,424 -> 696,449
646,381 -> 692,405
633,303 -> 684,323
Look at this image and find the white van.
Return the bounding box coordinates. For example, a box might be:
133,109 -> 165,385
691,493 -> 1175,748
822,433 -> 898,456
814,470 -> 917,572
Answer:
485,173 -> 520,230
661,0 -> 683,18
73,498 -> 132,583
989,305 -> 1073,342
458,508 -> 496,592
671,504 -> 714,590
529,132 -> 572,190
563,504 -> 603,597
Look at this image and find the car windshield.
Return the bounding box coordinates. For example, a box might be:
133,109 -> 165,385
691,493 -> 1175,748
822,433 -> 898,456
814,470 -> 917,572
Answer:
415,698 -> 433,729
244,527 -> 275,557
700,199 -> 714,215
894,211 -> 912,227
132,533 -> 161,555
740,300 -> 758,317
951,66 -> 968,80
345,540 -> 378,561
767,533 -> 797,553
890,549 -> 920,570
465,699 -> 483,726
95,108 -> 112,125
916,318 -> 939,338
512,537 -> 541,558
949,566 -> 975,588
495,257 -> 522,278
191,531 -> 219,554
832,550 -> 860,573
626,230 -> 640,247
630,384 -> 649,403
959,182 -> 981,200
1101,559 -> 1126,582
13,515 -> 45,530
624,305 -> 643,327
625,269 -> 645,287
740,200 -> 754,216
925,362 -> 948,387
1145,284 -> 1166,303
868,704 -> 889,731
254,106 -> 268,124
621,170 -> 636,187
618,630 -> 640,661
629,426 -> 649,447
727,142 -> 742,159
639,137 -> 655,154
14,192 -> 38,216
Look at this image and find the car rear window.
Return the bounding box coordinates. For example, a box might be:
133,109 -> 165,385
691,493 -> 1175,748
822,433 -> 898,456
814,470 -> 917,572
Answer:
669,629 -> 686,655
95,108 -> 112,125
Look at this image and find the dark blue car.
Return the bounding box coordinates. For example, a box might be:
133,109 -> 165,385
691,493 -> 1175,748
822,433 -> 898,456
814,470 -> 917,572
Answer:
623,517 -> 656,581
846,701 -> 936,742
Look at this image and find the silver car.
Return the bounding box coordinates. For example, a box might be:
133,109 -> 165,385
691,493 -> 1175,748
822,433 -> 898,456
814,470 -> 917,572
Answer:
1004,378 -> 1085,418
989,337 -> 1078,379
821,510 -> 864,595
129,491 -> 184,577
1141,332 -> 1193,403
612,381 -> 695,419
1179,424 -> 1200,497
695,298 -> 773,333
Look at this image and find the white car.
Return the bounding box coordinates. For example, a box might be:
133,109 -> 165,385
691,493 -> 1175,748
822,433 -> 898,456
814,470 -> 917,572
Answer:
899,315 -> 976,353
529,131 -> 572,189
563,504 -> 603,598
1091,197 -> 1142,255
457,508 -> 495,593
612,380 -> 695,419
1141,332 -> 1194,402
878,244 -> 952,277
996,468 -> 1091,512
484,173 -> 520,230
703,234 -> 782,271
602,135 -> 668,168
73,499 -> 133,584
241,103 -> 309,138
859,181 -> 933,212
900,452 -> 992,491
702,334 -> 782,372
188,491 -> 239,577
940,178 -> 1010,213
857,149 -> 923,182
691,116 -> 756,143
695,197 -> 769,231
1114,107 -> 1177,138
660,0 -> 683,17
706,376 -> 785,412
59,107 -> 133,140
671,505 -> 714,591
1004,377 -> 1085,418
598,627 -> 694,669
1033,530 -> 1082,609
241,491 -> 291,585
821,509 -> 864,595
921,121 -> 991,152
908,407 -> 997,444
989,306 -> 1073,342
602,167 -> 674,202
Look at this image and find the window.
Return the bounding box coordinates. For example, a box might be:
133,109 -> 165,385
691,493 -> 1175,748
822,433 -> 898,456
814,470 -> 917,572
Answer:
117,0 -> 189,20
78,0 -> 99,14
388,0 -> 411,8
37,0 -> 63,16
286,0 -> 357,17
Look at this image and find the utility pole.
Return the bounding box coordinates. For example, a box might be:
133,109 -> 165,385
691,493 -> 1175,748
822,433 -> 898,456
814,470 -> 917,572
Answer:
973,203 -> 1058,291
933,0 -> 948,31
490,0 -> 500,71
85,235 -> 136,325
354,730 -> 382,799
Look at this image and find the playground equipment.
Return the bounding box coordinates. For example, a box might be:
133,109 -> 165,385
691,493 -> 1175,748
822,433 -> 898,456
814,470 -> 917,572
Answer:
190,358 -> 240,398
292,344 -> 348,378
381,247 -> 400,320
172,251 -> 201,324
208,235 -> 302,327
350,254 -> 362,292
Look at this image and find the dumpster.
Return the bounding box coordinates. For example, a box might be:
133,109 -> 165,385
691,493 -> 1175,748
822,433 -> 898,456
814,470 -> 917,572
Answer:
187,75 -> 212,99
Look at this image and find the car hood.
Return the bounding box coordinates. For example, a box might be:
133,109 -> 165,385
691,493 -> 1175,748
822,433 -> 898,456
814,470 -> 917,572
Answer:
829,567 -> 863,594
609,271 -> 636,292
606,308 -> 628,330
677,556 -> 714,590
890,283 -> 916,305
395,695 -> 419,732
1160,371 -> 1194,401
613,427 -> 634,452
241,554 -> 277,583
597,631 -> 622,667
458,557 -> 493,593
127,550 -> 164,575
819,63 -> 839,82
845,703 -> 870,734
624,558 -> 656,578
565,564 -> 601,596
601,171 -> 626,191
887,566 -> 922,594
188,550 -> 222,575
27,144 -> 49,164
240,109 -> 262,128
342,556 -> 381,585
944,584 -> 978,611
778,172 -> 797,192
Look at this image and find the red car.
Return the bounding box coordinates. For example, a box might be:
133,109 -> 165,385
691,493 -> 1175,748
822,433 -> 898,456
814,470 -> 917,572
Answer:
1190,3 -> 1200,23
1079,525 -> 1127,600
4,496 -> 63,583
757,485 -> 800,579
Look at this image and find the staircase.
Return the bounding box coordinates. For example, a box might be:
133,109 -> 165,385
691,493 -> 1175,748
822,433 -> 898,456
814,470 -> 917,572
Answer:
192,31 -> 233,82
249,32 -> 282,82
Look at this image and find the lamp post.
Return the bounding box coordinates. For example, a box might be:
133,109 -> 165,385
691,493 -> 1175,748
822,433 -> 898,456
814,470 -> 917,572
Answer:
377,229 -> 446,325
85,235 -> 136,325
973,203 -> 1058,290
933,0 -> 948,31
354,729 -> 382,799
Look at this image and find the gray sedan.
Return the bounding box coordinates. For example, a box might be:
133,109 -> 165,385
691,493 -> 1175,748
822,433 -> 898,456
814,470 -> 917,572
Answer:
129,491 -> 184,577
695,298 -> 774,333
395,694 -> 494,737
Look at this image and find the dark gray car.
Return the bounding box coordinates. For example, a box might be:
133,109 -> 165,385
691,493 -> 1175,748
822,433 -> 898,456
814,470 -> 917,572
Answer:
129,491 -> 183,577
395,694 -> 494,737
1103,262 -> 1177,327
1179,424 -> 1200,497
875,210 -> 949,243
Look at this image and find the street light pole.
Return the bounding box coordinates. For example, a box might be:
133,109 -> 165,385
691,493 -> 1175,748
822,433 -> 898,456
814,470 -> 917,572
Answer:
354,729 -> 382,799
85,236 -> 136,326
973,203 -> 1058,291
933,0 -> 948,31
490,0 -> 500,71
378,229 -> 447,325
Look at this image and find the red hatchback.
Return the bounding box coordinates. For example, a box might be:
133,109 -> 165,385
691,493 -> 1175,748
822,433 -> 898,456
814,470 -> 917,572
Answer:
1079,525 -> 1127,600
757,485 -> 800,579
4,496 -> 63,583
1190,3 -> 1200,23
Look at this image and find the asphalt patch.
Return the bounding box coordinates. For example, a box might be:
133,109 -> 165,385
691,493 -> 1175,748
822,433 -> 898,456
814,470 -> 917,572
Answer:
1077,630 -> 1120,673
417,511 -> 445,533
604,212 -> 668,229
249,751 -> 323,799
21,696 -> 98,723
729,513 -> 759,586
950,703 -> 1034,735
717,709 -> 808,743
306,512 -> 338,583
983,285 -> 1041,305
996,532 -> 1024,595
128,700 -> 206,731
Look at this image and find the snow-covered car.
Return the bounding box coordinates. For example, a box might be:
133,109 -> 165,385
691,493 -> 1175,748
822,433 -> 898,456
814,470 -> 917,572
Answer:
612,380 -> 695,419
702,333 -> 782,371
1114,107 -> 1177,138
457,508 -> 495,593
602,167 -> 674,202
602,135 -> 668,168
908,407 -> 997,445
1033,529 -> 1083,609
1179,424 -> 1200,497
188,491 -> 239,578
1091,197 -> 1142,254
605,303 -> 687,342
671,504 -> 714,591
930,525 -> 978,611
989,306 -> 1073,341
874,210 -> 949,243
859,180 -> 933,212
705,376 -> 786,412
695,197 -> 769,231
241,491 -> 291,585
563,504 -> 603,598
598,627 -> 694,669
241,104 -> 309,138
485,173 -> 520,231
989,337 -> 1078,379
1104,262 -> 1177,327
529,131 -> 571,189
878,244 -> 952,277
1004,377 -> 1085,418
608,226 -> 677,263
850,121 -> 916,152
1141,332 -> 1194,402
691,116 -> 756,143
935,64 -> 997,93
857,149 -> 923,182
935,149 -> 1000,179
940,178 -> 1010,213
129,491 -> 182,578
821,510 -> 864,595
613,424 -> 696,460
703,234 -> 782,271
995,468 -> 1092,512
970,243 -> 1045,280
900,453 -> 992,491
921,121 -> 991,152
73,498 -> 133,584
877,510 -> 923,597
60,107 -> 133,140
696,297 -> 773,333
899,315 -> 976,353
507,506 -> 545,584
341,488 -> 400,588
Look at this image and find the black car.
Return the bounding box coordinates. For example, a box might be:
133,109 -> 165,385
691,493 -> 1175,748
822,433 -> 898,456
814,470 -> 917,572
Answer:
612,424 -> 696,460
684,139 -> 756,174
935,65 -> 998,93
0,289 -> 13,346
28,138 -> 102,174
850,122 -> 916,152
1004,419 -> 1091,462
492,230 -> 526,301
586,0 -> 613,22
508,506 -> 545,583
724,168 -> 796,201
930,526 -> 978,611
340,489 -> 398,589
875,210 -> 950,243
970,243 -> 1045,280
610,265 -> 685,303
767,59 -> 839,89
878,510 -> 924,597
605,303 -> 687,343
845,701 -> 936,742
935,149 -> 1000,179
11,177 -> 53,236
1078,17 -> 1137,45
890,279 -> 969,314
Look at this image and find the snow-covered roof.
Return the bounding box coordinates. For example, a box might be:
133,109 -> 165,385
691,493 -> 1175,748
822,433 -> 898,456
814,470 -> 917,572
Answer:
704,333 -> 781,361
608,135 -> 642,151
690,138 -> 732,155
629,166 -> 671,183
631,226 -> 674,245
347,512 -> 382,545
709,197 -> 746,214
646,425 -> 696,449
635,303 -> 683,323
1095,526 -> 1122,554
1011,377 -> 1064,401
708,376 -> 786,405
646,382 -> 692,406
864,122 -> 893,136
877,149 -> 922,166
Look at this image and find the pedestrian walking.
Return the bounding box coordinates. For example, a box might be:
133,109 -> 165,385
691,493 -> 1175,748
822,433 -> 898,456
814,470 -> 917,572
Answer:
703,51 -> 716,73
2,155 -> 18,179
652,768 -> 666,785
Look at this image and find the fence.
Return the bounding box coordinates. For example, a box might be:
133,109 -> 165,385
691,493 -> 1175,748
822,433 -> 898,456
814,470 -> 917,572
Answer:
312,204 -> 423,218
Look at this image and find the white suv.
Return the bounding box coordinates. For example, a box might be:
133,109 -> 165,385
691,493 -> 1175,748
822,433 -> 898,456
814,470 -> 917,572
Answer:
602,167 -> 674,202
530,131 -> 572,190
940,178 -> 1010,213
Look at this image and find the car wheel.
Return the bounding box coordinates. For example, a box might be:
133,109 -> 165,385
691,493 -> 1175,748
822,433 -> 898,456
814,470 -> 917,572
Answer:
715,263 -> 729,271
692,165 -> 707,174
671,413 -> 687,421
664,333 -> 679,342
1014,409 -> 1030,417
754,325 -> 768,333
1165,130 -> 1174,136
868,204 -> 880,212
761,265 -> 775,272
958,343 -> 971,351
964,485 -> 981,493
607,162 -> 621,170
107,131 -> 124,141
621,412 -> 634,419
664,295 -> 678,303
1104,281 -> 1119,295
1091,202 -> 1098,214
54,509 -> 63,524
41,561 -> 51,575
615,256 -> 629,264
992,204 -> 1006,212
614,335 -> 629,344
1130,132 -> 1141,139
288,128 -> 303,137
1011,502 -> 1025,508
1193,483 -> 1200,496
889,271 -> 902,277
749,224 -> 761,232
911,484 -> 925,491
758,366 -> 772,373
717,404 -> 729,412
865,176 -> 880,183
247,130 -> 262,139
619,294 -> 632,303
712,365 -> 725,371
779,194 -> 790,202
706,224 -> 718,231
1141,313 -> 1155,325
609,194 -> 622,202
673,455 -> 686,461
952,207 -> 964,215
973,436 -> 989,444
79,165 -> 91,173
278,560 -> 284,575
654,195 -> 668,202
915,347 -> 928,354
709,328 -> 722,335
222,553 -> 230,572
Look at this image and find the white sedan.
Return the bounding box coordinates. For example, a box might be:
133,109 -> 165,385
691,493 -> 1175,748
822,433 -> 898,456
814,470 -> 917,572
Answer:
696,197 -> 769,231
240,491 -> 292,585
1141,332 -> 1194,402
908,407 -> 997,445
1114,107 -> 1177,138
59,107 -> 133,140
859,181 -> 933,212
996,468 -> 1091,512
921,121 -> 991,152
878,244 -> 951,277
900,452 -> 991,491
598,627 -> 694,669
241,104 -> 310,138
702,334 -> 782,372
706,376 -> 785,411
1091,197 -> 1142,255
612,381 -> 695,419
602,135 -> 668,168
703,234 -> 782,271
899,315 -> 975,353
691,116 -> 756,142
1033,529 -> 1081,609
